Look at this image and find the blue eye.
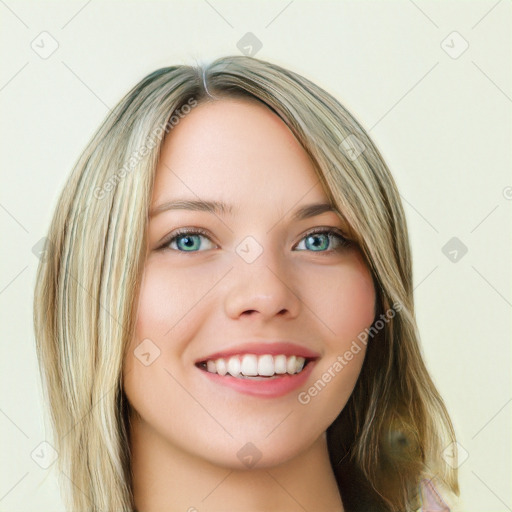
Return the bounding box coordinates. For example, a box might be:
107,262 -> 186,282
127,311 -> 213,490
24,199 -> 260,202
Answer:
158,227 -> 350,253
294,228 -> 350,252
163,228 -> 215,252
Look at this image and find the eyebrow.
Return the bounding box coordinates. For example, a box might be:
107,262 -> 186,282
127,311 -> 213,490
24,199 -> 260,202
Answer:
149,199 -> 338,222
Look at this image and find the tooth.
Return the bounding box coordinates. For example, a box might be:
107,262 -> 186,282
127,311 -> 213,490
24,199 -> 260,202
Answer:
274,355 -> 287,374
227,356 -> 241,377
258,354 -> 274,376
204,354 -> 308,378
216,358 -> 227,376
241,354 -> 258,376
286,355 -> 297,374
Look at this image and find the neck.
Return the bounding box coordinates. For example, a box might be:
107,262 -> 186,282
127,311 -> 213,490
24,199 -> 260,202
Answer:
130,415 -> 344,512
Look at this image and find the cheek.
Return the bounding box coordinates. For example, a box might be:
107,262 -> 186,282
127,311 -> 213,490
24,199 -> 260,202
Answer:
132,259 -> 217,341
311,255 -> 375,414
302,253 -> 376,342
123,261 -> 208,444
134,281 -> 170,344
124,259 -> 221,411
333,266 -> 376,338
296,270 -> 374,429
124,261 -> 196,385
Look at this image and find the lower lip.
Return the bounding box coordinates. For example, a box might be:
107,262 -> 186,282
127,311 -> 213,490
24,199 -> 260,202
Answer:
196,360 -> 317,398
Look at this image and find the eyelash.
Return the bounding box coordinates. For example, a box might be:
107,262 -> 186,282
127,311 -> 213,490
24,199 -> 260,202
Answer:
156,227 -> 352,253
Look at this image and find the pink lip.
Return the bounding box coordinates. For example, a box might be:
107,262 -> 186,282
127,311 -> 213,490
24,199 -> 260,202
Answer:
196,359 -> 318,398
195,341 -> 321,363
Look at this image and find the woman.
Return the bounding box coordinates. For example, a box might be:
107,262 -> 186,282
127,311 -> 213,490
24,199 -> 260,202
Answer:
33,55 -> 460,511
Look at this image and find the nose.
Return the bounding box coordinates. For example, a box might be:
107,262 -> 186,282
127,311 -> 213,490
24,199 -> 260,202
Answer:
223,256 -> 301,321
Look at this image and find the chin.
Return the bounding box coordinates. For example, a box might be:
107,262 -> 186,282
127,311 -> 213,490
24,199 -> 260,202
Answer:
189,435 -> 316,471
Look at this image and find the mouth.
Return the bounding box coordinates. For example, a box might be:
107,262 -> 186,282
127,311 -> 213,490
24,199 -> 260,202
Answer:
195,353 -> 317,379
194,353 -> 319,398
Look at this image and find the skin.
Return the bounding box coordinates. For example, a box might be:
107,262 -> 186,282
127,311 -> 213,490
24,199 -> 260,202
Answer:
123,97 -> 376,512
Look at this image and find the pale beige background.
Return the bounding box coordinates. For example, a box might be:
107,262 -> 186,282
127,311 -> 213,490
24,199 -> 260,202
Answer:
0,1 -> 510,511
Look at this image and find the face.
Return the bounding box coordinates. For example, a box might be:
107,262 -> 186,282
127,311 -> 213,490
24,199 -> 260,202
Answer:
123,97 -> 376,469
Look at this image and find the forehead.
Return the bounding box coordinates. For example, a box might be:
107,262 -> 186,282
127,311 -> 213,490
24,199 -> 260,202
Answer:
152,98 -> 329,209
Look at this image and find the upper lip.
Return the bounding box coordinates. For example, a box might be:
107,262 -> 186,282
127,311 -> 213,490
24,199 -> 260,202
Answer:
195,341 -> 321,364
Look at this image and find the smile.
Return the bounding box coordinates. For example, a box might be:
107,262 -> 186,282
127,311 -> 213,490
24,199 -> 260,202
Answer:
195,353 -> 318,398
196,353 -> 312,379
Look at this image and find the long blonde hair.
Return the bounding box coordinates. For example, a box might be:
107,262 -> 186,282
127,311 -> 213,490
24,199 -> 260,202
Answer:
33,55 -> 460,511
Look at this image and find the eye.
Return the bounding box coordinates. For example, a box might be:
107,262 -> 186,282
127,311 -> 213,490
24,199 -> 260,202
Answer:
156,227 -> 351,253
158,228 -> 216,252
294,227 -> 351,253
